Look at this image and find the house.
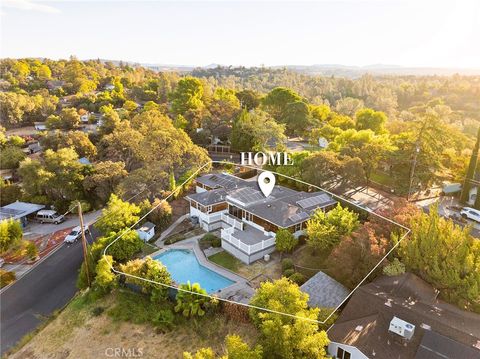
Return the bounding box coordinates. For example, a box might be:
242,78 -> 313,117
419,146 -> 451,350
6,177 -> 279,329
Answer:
104,84 -> 115,91
327,273 -> 480,359
186,173 -> 337,264
0,201 -> 45,227
80,112 -> 90,123
46,80 -> 65,91
34,122 -> 47,131
300,271 -> 349,309
136,222 -> 156,242
78,157 -> 92,165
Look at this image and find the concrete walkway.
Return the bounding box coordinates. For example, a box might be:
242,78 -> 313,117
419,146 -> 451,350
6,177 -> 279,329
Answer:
154,214 -> 188,245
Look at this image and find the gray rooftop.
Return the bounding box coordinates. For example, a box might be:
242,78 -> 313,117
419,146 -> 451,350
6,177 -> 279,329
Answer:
300,271 -> 350,308
194,173 -> 337,228
138,221 -> 155,232
415,330 -> 480,359
186,188 -> 228,206
0,201 -> 45,221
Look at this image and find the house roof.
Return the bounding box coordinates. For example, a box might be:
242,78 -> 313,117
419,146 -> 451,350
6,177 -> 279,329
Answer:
138,221 -> 155,232
415,330 -> 480,359
328,273 -> 480,359
194,173 -> 337,228
300,271 -> 350,309
186,188 -> 228,206
0,201 -> 45,221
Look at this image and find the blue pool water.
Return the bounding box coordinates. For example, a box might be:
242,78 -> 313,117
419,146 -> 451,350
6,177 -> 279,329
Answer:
153,249 -> 234,293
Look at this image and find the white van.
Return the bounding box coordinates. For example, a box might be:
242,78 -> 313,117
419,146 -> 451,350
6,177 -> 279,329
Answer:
36,210 -> 65,224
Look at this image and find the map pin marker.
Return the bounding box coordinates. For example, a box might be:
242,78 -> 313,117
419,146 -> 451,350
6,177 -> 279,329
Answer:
258,171 -> 275,197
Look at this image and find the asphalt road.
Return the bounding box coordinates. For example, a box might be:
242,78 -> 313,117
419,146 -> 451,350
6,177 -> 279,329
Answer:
0,230 -> 97,355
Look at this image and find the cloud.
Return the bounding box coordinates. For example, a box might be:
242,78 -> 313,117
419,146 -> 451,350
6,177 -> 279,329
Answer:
2,0 -> 61,14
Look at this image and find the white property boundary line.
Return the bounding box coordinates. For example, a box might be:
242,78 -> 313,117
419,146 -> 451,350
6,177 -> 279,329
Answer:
103,160 -> 411,324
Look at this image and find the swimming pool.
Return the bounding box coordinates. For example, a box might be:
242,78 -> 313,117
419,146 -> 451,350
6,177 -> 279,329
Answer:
153,249 -> 235,293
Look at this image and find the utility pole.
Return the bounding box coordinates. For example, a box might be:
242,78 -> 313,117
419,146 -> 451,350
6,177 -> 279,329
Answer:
78,201 -> 91,288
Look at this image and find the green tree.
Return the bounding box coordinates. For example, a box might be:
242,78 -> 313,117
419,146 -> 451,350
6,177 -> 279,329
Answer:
184,335 -> 262,359
275,229 -> 298,253
0,182 -> 22,206
306,205 -> 359,253
148,199 -> 172,230
102,230 -> 143,262
174,281 -> 217,317
58,107 -> 81,130
94,255 -> 116,292
262,87 -> 302,120
281,100 -> 312,136
355,108 -> 387,134
0,219 -> 23,254
120,257 -> 172,301
39,130 -> 97,159
0,146 -> 26,169
235,89 -> 261,110
249,278 -> 329,358
170,77 -> 204,116
398,207 -> 480,312
460,127 -> 479,204
83,161 -> 127,205
95,194 -> 141,235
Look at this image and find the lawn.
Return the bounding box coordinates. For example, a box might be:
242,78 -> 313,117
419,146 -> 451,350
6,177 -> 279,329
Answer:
208,251 -> 242,272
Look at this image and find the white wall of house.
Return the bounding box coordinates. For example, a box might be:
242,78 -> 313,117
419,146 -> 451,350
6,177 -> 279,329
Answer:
222,240 -> 275,265
328,342 -> 368,359
137,228 -> 155,242
469,187 -> 477,205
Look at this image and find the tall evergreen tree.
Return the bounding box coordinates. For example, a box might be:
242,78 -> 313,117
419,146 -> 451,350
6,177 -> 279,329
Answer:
461,127 -> 480,204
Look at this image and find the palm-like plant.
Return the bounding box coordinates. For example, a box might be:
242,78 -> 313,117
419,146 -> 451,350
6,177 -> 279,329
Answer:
174,281 -> 215,317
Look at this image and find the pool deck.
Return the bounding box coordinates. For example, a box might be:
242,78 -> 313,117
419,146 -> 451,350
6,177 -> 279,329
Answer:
149,235 -> 254,302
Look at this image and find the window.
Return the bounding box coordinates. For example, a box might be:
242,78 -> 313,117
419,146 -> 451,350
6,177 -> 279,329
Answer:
337,347 -> 352,359
294,223 -> 301,232
245,212 -> 252,222
206,205 -> 212,213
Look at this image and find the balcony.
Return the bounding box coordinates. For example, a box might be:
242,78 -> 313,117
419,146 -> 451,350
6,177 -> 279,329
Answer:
221,224 -> 275,255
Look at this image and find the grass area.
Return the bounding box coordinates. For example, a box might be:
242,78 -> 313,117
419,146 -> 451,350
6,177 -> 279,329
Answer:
291,245 -> 330,280
139,242 -> 158,256
208,251 -> 242,272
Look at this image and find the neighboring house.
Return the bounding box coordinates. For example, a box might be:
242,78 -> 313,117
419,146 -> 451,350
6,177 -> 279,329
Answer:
327,273 -> 480,359
136,222 -> 156,242
46,80 -> 65,91
78,157 -> 92,165
34,122 -> 47,131
0,201 -> 45,227
0,169 -> 14,183
80,112 -> 90,123
300,271 -> 349,309
104,84 -> 115,91
186,173 -> 337,264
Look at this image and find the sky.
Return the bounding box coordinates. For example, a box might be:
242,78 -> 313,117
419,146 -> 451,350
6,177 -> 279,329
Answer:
1,0 -> 479,68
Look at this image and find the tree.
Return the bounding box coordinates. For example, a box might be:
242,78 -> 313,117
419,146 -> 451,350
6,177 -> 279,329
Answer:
184,335 -> 262,359
0,92 -> 35,127
326,221 -> 389,288
306,205 -> 359,253
123,100 -> 138,112
94,255 -> 116,292
236,89 -> 261,110
281,100 -> 312,136
262,87 -> 302,120
249,278 -> 329,358
275,229 -> 298,253
120,257 -> 172,301
170,77 -> 204,116
83,161 -> 127,205
98,106 -> 121,136
231,109 -> 286,152
0,146 -> 26,169
460,127 -> 479,204
398,207 -> 480,312
95,194 -> 141,235
58,107 -> 80,130
355,108 -> 387,134
148,199 -> 172,230
174,281 -> 217,317
39,130 -> 97,159
0,182 -> 22,206
0,219 -> 22,254
335,97 -> 364,117
102,230 -> 143,262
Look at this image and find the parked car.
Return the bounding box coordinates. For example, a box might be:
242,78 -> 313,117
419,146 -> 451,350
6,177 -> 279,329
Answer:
0,257 -> 5,268
460,207 -> 480,223
64,226 -> 89,244
35,210 -> 65,224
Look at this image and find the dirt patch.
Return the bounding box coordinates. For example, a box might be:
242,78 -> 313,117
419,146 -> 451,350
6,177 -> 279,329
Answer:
8,292 -> 258,359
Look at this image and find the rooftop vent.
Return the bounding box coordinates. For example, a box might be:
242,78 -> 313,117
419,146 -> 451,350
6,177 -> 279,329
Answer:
355,325 -> 364,332
389,316 -> 415,340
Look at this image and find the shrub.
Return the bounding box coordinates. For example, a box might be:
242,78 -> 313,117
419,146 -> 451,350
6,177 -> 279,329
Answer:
0,269 -> 16,288
275,229 -> 298,253
289,272 -> 306,285
26,241 -> 38,260
281,258 -> 294,271
283,268 -> 295,277
175,281 -> 218,317
151,309 -> 175,330
211,236 -> 221,247
200,233 -> 221,248
92,306 -> 105,316
383,258 -> 406,276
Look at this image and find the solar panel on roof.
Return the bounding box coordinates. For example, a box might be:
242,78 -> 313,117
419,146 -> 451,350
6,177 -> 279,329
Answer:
288,211 -> 309,222
296,194 -> 331,209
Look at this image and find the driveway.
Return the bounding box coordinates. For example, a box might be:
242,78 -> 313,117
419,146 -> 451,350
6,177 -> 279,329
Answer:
24,210 -> 102,237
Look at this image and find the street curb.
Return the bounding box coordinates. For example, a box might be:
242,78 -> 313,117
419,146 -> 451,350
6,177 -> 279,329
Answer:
0,242 -> 65,294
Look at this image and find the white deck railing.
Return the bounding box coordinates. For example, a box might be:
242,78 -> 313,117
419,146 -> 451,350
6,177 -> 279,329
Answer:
221,227 -> 275,255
